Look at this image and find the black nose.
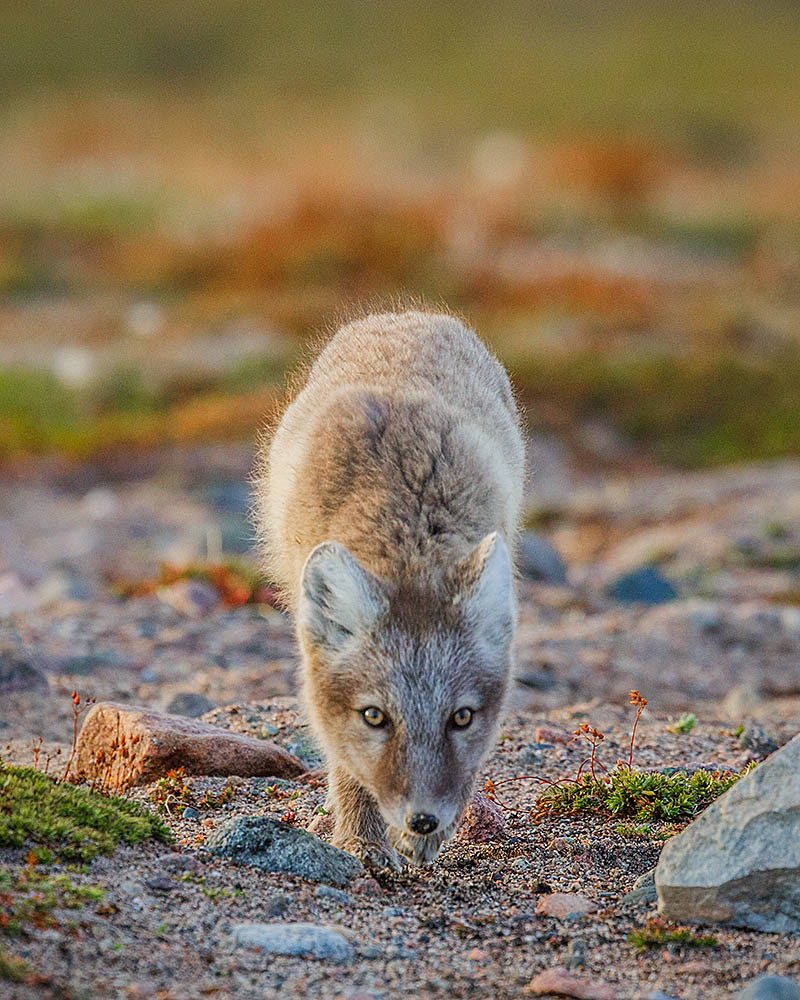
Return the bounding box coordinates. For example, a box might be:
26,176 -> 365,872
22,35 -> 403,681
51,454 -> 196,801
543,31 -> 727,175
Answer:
407,812 -> 439,835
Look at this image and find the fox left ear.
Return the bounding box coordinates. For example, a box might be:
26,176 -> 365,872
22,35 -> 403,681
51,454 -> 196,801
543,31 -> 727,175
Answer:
448,532 -> 514,646
298,541 -> 387,655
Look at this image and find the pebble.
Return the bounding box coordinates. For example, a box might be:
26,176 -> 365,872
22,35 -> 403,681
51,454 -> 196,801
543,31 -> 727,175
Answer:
182,807 -> 200,821
231,922 -> 353,962
457,791 -> 506,843
315,885 -> 352,906
739,722 -> 779,759
609,566 -> 677,604
536,893 -> 596,919
523,965 -> 616,999
518,533 -> 568,585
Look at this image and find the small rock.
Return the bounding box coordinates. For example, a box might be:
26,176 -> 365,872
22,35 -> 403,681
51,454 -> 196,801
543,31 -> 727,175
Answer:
736,975 -> 800,1000
656,733 -> 800,932
519,533 -> 568,585
75,702 -> 304,789
739,722 -> 779,760
0,645 -> 49,694
609,566 -> 677,604
511,858 -> 529,871
268,893 -> 291,917
167,693 -> 216,718
145,876 -> 175,893
457,791 -> 506,843
231,922 -> 352,962
207,816 -> 363,886
466,947 -> 488,961
562,939 -> 586,970
534,726 -> 571,745
536,893 -> 596,919
621,869 -> 657,907
351,877 -> 383,897
157,579 -> 219,618
523,965 -> 616,999
315,885 -> 352,906
182,807 -> 200,821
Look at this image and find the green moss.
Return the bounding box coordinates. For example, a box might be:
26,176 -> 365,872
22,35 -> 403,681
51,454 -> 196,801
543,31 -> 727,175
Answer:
0,946 -> 30,983
0,764 -> 171,862
629,918 -> 719,952
536,766 -> 744,823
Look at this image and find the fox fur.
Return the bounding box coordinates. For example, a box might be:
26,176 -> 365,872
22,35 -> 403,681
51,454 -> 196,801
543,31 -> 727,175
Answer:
253,310 -> 525,868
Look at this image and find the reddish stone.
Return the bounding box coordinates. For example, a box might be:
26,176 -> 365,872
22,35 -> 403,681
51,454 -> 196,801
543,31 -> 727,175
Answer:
536,892 -> 596,918
523,966 -> 617,999
75,702 -> 304,790
457,790 -> 506,843
534,725 -> 572,745
351,876 -> 383,896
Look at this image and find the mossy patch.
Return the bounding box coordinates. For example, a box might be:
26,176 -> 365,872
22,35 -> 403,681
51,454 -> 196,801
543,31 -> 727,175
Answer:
629,917 -> 719,952
0,764 -> 171,862
535,766 -> 744,823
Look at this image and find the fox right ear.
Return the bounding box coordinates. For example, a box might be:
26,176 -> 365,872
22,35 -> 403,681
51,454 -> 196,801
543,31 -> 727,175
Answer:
298,542 -> 387,654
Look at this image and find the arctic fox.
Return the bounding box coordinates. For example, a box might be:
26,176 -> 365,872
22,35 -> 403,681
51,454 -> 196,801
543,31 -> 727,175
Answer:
254,311 -> 525,868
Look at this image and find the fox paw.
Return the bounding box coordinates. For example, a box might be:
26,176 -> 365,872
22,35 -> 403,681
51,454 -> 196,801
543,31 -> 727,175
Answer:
388,823 -> 456,866
336,837 -> 402,873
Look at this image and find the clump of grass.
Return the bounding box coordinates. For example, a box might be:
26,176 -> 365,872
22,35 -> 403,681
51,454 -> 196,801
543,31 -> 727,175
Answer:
149,767 -> 192,816
614,821 -> 679,840
0,762 -> 171,862
0,866 -> 104,939
0,946 -> 30,983
628,917 -> 719,953
535,765 -> 743,822
667,713 -> 697,735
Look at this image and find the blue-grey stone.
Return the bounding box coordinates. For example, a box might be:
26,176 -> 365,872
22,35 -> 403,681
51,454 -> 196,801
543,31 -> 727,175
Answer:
609,566 -> 677,604
736,976 -> 800,1000
207,816 -> 363,886
232,921 -> 352,962
315,885 -> 352,906
518,533 -> 568,585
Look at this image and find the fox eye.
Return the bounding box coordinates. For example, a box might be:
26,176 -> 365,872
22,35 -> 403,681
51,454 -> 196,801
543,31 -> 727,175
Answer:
361,706 -> 387,728
451,707 -> 473,729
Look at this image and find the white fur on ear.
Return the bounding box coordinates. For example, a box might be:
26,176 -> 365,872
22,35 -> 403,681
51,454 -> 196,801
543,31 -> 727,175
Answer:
298,542 -> 387,653
452,532 -> 514,647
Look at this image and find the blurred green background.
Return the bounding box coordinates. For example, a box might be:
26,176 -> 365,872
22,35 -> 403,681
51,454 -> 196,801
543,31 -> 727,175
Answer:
1,0 -> 799,468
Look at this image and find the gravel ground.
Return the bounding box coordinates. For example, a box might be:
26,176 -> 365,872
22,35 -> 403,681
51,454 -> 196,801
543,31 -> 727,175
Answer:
2,444 -> 800,998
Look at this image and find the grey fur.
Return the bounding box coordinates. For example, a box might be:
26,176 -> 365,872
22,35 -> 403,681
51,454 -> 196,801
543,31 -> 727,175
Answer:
253,310 -> 525,868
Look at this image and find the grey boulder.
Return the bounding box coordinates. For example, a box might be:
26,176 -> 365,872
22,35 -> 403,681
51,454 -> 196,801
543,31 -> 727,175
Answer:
656,733 -> 800,932
232,921 -> 352,961
206,816 -> 363,887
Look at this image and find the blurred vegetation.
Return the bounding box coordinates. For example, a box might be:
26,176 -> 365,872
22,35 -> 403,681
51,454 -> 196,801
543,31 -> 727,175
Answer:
1,1 -> 799,468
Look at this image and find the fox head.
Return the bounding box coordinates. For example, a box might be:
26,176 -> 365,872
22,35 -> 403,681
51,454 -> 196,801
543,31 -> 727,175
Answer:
297,532 -> 515,864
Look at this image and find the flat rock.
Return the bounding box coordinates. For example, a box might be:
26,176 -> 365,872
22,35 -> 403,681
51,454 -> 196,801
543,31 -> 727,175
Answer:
609,566 -> 677,604
207,815 -> 363,886
736,975 -> 800,1000
231,921 -> 353,962
523,965 -> 617,999
656,733 -> 800,932
75,702 -> 304,789
536,892 -> 596,918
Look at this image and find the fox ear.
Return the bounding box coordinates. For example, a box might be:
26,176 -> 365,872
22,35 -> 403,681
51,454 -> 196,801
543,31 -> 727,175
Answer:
298,542 -> 387,654
448,532 -> 514,645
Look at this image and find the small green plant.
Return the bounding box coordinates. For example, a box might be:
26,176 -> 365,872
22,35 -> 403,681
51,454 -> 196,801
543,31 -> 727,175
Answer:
614,821 -> 679,840
536,765 -> 744,822
0,946 -> 30,983
1,866 -> 105,940
199,780 -> 237,809
149,767 -> 192,815
628,917 -> 719,952
667,713 -> 696,735
0,762 -> 171,861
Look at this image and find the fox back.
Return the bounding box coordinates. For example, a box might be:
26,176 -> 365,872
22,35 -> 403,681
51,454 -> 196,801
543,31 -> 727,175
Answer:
254,310 -> 525,866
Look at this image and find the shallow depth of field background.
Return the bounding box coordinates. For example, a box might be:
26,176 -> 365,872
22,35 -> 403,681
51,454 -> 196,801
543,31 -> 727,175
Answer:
1,0 -> 800,472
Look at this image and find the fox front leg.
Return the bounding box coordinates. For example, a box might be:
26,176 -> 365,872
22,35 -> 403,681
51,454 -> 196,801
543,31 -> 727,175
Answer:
329,767 -> 402,872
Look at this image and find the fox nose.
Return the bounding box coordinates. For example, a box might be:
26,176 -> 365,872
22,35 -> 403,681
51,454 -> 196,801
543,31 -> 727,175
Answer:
407,812 -> 439,835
